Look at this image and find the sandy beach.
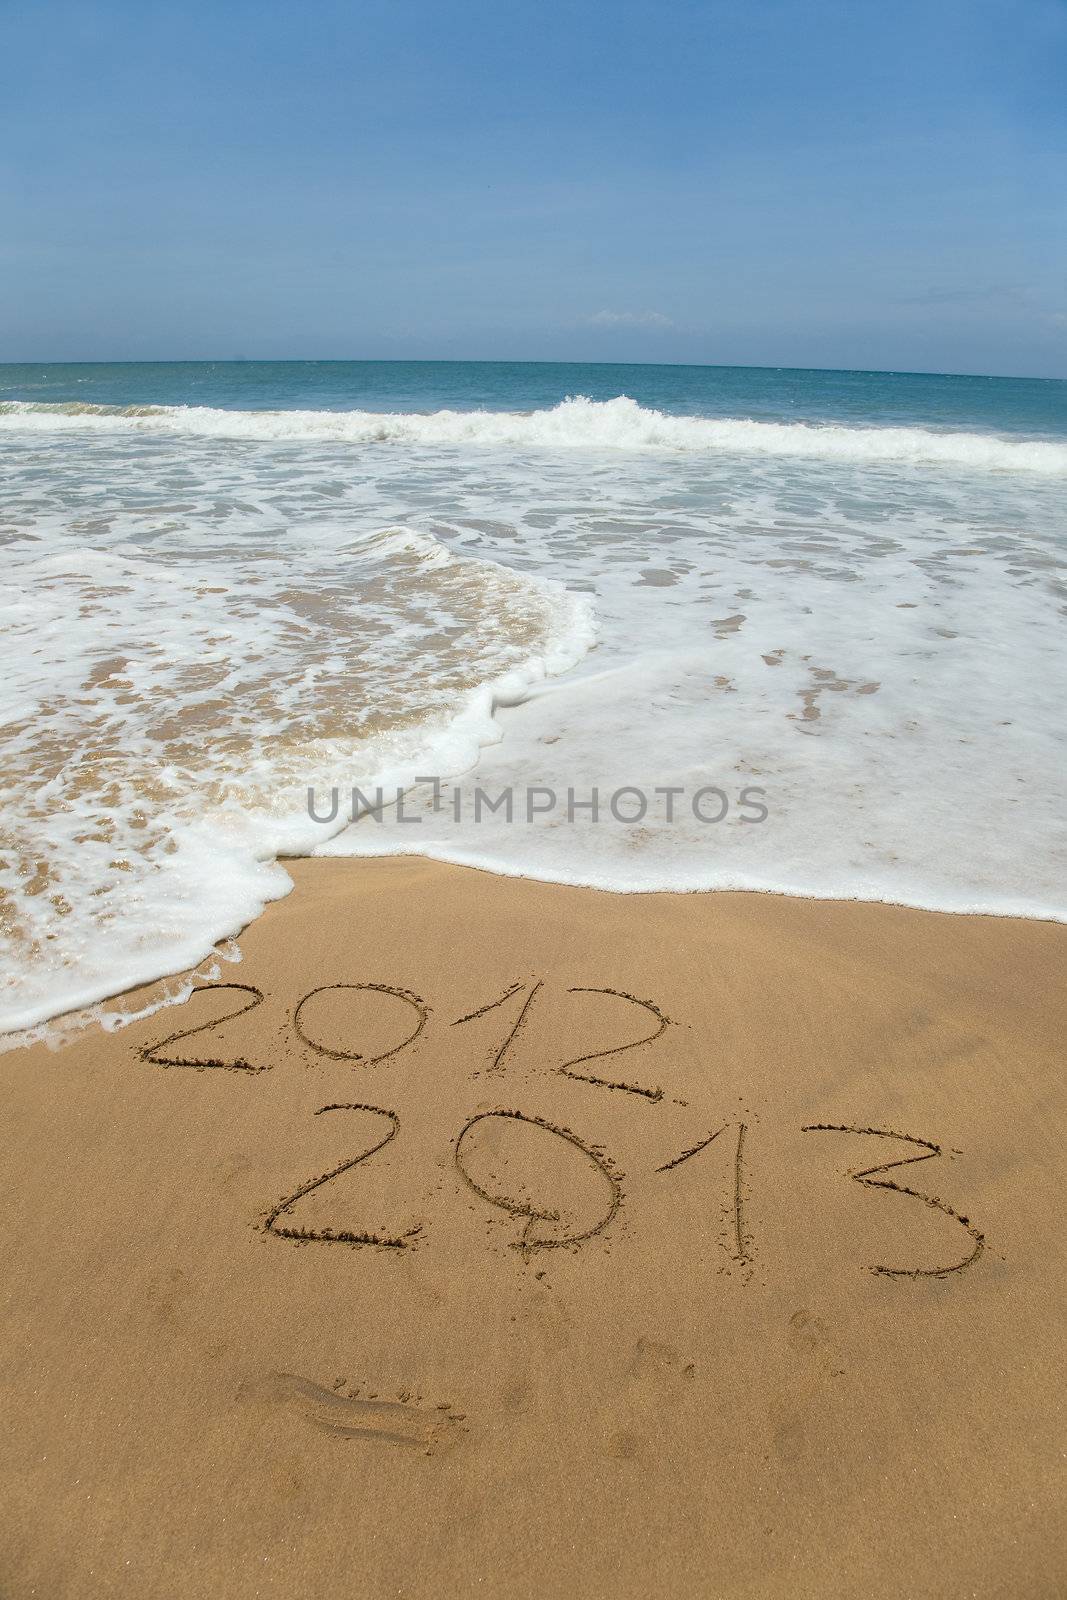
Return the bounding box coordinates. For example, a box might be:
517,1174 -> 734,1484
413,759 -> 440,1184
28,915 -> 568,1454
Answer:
2,858 -> 1064,1599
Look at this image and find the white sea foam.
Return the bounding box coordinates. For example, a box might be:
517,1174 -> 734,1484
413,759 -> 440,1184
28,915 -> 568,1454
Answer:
1,404 -> 1065,1035
0,485 -> 595,1032
3,394 -> 1067,472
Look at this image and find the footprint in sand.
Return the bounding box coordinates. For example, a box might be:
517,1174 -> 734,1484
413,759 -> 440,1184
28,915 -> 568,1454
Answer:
243,1372 -> 466,1454
787,1309 -> 846,1379
603,1337 -> 698,1462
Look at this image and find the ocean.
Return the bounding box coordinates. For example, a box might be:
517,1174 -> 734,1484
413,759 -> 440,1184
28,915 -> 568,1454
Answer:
2,359 -> 1065,1034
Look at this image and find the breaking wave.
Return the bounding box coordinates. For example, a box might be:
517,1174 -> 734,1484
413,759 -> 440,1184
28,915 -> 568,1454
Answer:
3,395 -> 1066,473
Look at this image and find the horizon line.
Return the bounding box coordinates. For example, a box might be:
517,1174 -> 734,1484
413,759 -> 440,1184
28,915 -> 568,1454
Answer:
1,356 -> 1064,385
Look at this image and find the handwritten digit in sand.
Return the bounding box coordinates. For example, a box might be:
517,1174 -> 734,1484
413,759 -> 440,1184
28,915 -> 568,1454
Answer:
558,987 -> 671,1100
266,1104 -> 420,1248
733,1121 -> 751,1264
244,1373 -> 464,1453
452,980 -> 543,1074
293,983 -> 428,1063
802,1124 -> 984,1278
454,1109 -> 622,1257
139,984 -> 267,1072
656,1121 -> 751,1263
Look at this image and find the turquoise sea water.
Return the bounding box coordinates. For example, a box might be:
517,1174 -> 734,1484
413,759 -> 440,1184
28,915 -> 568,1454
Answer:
2,358 -> 1066,437
1,360 -> 1065,1035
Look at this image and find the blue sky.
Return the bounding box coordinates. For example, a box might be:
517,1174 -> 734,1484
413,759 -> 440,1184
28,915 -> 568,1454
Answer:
1,0 -> 1065,376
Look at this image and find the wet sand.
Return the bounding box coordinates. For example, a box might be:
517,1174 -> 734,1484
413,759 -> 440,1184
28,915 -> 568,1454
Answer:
1,857 -> 1064,1598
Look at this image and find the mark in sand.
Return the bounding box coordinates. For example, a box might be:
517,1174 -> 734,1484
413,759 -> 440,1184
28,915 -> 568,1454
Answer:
656,1120 -> 751,1265
454,1108 -> 623,1257
558,987 -> 672,1100
246,1373 -> 465,1453
265,1104 -> 421,1249
293,983 -> 428,1063
140,984 -> 267,1072
802,1123 -> 984,1277
655,1123 -> 727,1173
453,979 -> 543,1075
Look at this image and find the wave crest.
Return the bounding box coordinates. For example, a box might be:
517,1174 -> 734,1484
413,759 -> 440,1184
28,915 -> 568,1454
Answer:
2,394 -> 1065,473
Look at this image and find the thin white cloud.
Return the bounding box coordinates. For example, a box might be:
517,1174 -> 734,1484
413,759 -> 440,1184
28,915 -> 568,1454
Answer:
585,309 -> 675,329
1049,312 -> 1067,330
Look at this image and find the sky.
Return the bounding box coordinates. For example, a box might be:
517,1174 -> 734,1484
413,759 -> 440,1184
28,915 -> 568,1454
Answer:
1,0 -> 1065,377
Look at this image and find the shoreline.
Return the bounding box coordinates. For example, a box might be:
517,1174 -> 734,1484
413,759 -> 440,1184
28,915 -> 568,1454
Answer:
2,857 -> 1064,1597
10,847 -> 1067,1050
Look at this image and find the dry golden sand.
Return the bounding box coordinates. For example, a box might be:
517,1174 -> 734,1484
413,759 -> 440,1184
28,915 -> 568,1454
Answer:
1,857 -> 1065,1599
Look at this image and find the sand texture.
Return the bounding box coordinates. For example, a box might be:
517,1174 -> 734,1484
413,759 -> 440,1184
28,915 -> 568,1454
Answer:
2,858 -> 1064,1598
